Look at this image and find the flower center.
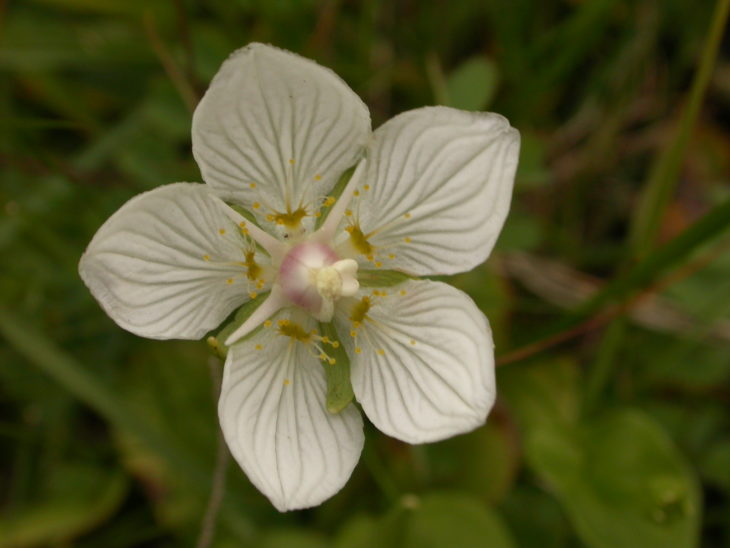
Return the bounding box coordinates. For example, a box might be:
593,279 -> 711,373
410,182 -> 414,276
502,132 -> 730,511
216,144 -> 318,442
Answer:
278,241 -> 359,322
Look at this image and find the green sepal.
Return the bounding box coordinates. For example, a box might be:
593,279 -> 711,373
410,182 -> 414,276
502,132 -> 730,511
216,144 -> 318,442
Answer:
230,204 -> 260,225
358,269 -> 413,287
206,291 -> 270,359
318,322 -> 355,414
314,165 -> 356,230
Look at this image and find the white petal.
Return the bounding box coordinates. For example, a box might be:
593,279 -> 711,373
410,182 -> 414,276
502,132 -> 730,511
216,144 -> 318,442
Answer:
79,183 -> 263,340
336,280 -> 495,443
224,286 -> 287,346
345,107 -> 519,275
219,313 -> 364,511
192,43 -> 371,223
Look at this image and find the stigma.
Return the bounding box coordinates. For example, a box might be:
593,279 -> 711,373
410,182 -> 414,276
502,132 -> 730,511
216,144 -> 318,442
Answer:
278,241 -> 359,321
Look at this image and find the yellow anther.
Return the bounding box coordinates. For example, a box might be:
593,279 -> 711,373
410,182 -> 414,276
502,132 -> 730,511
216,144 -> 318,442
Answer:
319,353 -> 326,360
366,254 -> 374,261
253,202 -> 261,209
315,174 -> 322,181
249,182 -> 257,189
239,221 -> 246,228
377,348 -> 385,356
321,336 -> 330,343
410,339 -> 416,346
203,254 -> 210,261
345,225 -> 354,233
278,321 -> 311,342
388,253 -> 396,259
375,261 -> 383,268
404,237 -> 412,243
404,213 -> 412,219
350,330 -> 357,337
315,211 -> 322,217
345,209 -> 353,216
355,347 -> 362,354
324,196 -> 336,207
332,341 -> 340,348
400,289 -> 407,296
266,214 -> 275,222
249,291 -> 258,299
363,184 -> 370,191
289,158 -> 295,165
354,190 -> 360,197
218,228 -> 226,235
328,357 -> 336,365
283,378 -> 290,386
255,344 -> 263,350
226,278 -> 234,285
264,320 -> 272,327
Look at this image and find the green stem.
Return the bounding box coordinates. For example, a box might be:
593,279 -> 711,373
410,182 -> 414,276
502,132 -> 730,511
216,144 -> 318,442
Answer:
628,0 -> 730,258
584,319 -> 627,414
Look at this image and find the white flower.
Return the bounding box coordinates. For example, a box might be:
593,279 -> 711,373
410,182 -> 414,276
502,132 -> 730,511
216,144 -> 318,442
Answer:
79,43 -> 520,511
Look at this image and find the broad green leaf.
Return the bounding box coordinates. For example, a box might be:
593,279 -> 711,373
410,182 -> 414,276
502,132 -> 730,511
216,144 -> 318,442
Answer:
527,409 -> 701,548
401,492 -> 515,548
501,360 -> 701,548
257,529 -> 329,548
334,514 -> 379,548
446,56 -> 499,111
0,311 -> 255,540
319,322 -> 355,413
336,493 -> 514,548
426,421 -> 517,504
0,464 -> 127,547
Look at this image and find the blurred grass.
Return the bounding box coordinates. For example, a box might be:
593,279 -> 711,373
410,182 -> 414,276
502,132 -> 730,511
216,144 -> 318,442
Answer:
1,0 -> 729,546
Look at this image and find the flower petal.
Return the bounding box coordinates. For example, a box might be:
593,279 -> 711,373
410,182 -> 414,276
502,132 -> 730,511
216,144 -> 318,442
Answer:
219,313 -> 364,511
79,183 -> 264,340
192,43 -> 371,225
343,107 -> 519,275
337,280 -> 495,443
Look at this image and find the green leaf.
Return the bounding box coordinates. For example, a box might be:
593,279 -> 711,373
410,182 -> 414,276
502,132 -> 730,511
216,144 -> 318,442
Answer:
257,529 -> 329,548
401,492 -> 515,548
334,514 -> 379,548
318,322 -> 354,414
0,464 -> 127,547
0,310 -> 255,539
336,493 -> 515,548
527,410 -> 701,548
426,422 -> 517,504
446,56 -> 499,111
501,361 -> 701,548
358,269 -> 413,288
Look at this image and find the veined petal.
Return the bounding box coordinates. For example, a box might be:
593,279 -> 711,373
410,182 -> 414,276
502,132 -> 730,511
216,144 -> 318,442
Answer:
336,280 -> 495,444
79,183 -> 266,340
219,313 -> 364,511
341,107 -> 519,275
192,43 -> 371,229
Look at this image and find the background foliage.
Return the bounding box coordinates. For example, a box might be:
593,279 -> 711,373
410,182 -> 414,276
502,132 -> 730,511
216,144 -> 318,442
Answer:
1,0 -> 729,546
